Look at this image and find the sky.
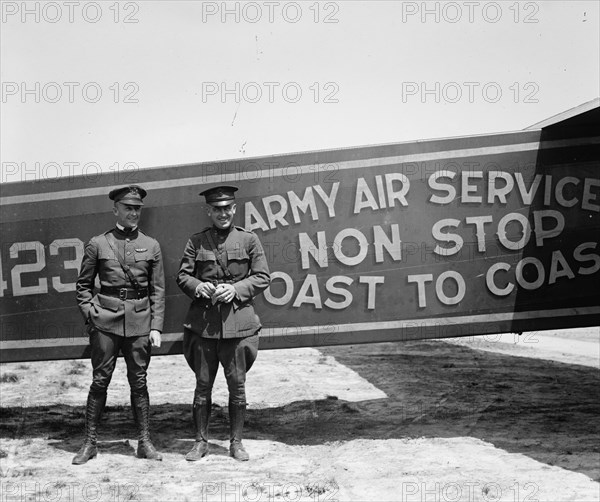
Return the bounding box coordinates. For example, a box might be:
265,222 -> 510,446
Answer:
1,0 -> 599,182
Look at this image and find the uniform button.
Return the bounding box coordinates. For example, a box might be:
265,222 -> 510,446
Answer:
127,251 -> 131,255
126,238 -> 130,242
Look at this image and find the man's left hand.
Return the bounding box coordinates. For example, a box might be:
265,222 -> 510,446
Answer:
213,284 -> 236,303
149,329 -> 162,348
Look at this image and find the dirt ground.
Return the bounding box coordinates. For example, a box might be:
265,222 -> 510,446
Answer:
0,327 -> 598,502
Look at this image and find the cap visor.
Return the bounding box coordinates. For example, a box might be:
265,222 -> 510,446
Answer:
208,200 -> 235,207
118,199 -> 144,206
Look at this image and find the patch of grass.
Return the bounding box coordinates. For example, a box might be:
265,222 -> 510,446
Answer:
305,478 -> 339,497
67,361 -> 87,375
13,468 -> 37,477
0,373 -> 19,383
59,380 -> 84,390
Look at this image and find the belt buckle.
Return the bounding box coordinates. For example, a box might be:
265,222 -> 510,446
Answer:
119,288 -> 128,300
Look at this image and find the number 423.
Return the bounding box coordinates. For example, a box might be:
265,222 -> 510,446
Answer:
0,239 -> 87,297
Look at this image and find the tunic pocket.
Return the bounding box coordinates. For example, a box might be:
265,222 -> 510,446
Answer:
134,251 -> 152,264
196,249 -> 216,262
97,294 -> 121,312
97,248 -> 118,262
134,297 -> 150,312
226,248 -> 249,277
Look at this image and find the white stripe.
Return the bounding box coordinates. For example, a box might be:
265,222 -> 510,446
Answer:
264,306 -> 600,336
1,307 -> 598,350
2,136 -> 599,207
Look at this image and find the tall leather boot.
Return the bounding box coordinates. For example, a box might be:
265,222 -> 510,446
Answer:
185,399 -> 211,461
131,392 -> 162,461
72,392 -> 106,465
229,402 -> 249,461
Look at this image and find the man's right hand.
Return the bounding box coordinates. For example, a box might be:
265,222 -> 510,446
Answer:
195,281 -> 217,299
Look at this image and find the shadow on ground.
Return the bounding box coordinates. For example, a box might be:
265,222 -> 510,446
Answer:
1,341 -> 598,480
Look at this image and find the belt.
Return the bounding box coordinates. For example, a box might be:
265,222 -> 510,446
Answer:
100,287 -> 148,300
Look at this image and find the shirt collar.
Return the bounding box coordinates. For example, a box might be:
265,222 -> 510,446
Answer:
213,225 -> 233,236
116,223 -> 138,233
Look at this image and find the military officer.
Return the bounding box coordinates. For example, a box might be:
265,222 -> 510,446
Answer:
73,185 -> 165,464
176,185 -> 270,461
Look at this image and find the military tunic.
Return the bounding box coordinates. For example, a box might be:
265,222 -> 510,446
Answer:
76,226 -> 165,394
176,225 -> 270,339
176,224 -> 270,406
76,227 -> 165,336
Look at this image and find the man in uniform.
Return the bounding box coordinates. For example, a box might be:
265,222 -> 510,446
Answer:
176,185 -> 270,461
73,185 -> 165,464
